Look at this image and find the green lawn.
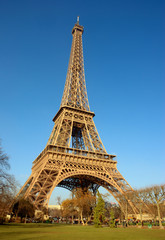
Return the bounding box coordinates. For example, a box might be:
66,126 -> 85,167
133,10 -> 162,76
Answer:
0,224 -> 164,240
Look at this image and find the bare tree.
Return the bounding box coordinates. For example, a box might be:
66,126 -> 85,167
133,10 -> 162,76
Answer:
138,185 -> 165,229
118,189 -> 152,225
73,188 -> 96,225
56,196 -> 62,205
48,208 -> 61,219
61,188 -> 96,225
0,141 -> 17,223
118,193 -> 129,223
12,198 -> 35,223
105,202 -> 121,220
61,199 -> 77,223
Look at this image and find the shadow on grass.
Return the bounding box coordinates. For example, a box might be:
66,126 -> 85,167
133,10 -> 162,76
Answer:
2,223 -> 68,228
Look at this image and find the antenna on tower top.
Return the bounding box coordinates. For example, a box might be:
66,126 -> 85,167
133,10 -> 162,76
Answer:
77,16 -> 79,24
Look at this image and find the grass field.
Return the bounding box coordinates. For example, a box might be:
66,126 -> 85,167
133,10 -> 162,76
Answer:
0,224 -> 165,240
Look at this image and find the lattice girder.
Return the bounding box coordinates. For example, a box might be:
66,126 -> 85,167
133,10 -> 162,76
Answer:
14,19 -> 149,217
16,146 -> 138,213
60,23 -> 90,111
47,107 -> 106,153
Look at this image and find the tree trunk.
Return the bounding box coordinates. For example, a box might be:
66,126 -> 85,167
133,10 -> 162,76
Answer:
78,215 -> 80,224
85,215 -> 91,225
24,214 -> 27,224
157,203 -> 163,229
140,207 -> 142,225
125,201 -> 128,226
80,211 -> 85,225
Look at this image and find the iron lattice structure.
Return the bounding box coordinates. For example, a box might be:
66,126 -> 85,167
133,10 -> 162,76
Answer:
16,19 -> 148,215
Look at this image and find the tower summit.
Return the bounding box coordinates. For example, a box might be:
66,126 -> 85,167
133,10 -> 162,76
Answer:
47,18 -> 105,152
61,17 -> 88,111
15,19 -> 149,216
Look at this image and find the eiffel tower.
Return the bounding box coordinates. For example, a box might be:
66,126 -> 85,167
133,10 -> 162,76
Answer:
16,18 -> 140,214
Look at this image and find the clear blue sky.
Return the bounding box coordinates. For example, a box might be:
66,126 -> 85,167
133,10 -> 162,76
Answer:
0,0 -> 164,204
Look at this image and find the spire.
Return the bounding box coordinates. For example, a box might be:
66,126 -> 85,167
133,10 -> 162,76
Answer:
77,16 -> 79,25
60,19 -> 90,111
